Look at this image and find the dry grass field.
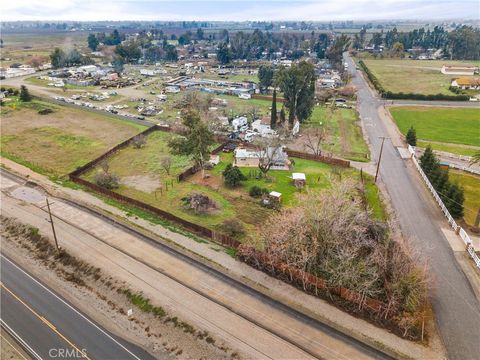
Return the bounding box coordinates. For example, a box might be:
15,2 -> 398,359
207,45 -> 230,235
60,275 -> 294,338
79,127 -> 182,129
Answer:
1,98 -> 145,177
362,59 -> 480,95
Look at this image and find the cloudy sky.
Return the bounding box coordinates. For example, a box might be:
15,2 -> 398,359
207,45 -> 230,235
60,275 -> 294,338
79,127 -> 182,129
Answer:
2,0 -> 477,21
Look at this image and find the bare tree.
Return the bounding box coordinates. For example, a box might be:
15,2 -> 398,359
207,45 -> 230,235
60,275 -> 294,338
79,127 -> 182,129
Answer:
303,128 -> 325,156
99,159 -> 110,174
239,178 -> 429,337
161,156 -> 172,175
252,137 -> 285,176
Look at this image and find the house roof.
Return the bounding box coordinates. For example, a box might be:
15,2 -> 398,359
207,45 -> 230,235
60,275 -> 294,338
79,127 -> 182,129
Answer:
292,173 -> 306,180
453,77 -> 480,86
269,191 -> 282,197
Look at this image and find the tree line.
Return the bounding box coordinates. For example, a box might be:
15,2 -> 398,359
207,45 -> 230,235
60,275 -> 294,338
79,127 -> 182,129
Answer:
354,25 -> 480,60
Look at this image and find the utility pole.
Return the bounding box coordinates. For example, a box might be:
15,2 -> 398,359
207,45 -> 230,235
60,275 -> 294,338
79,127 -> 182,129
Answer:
375,137 -> 389,183
46,197 -> 60,252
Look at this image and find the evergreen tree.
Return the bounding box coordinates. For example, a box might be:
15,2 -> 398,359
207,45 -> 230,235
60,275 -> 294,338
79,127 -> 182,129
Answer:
19,85 -> 32,102
279,106 -> 286,124
271,89 -> 277,129
87,34 -> 99,51
445,183 -> 464,219
406,126 -> 417,146
223,164 -> 247,187
420,146 -> 438,176
217,42 -> 230,64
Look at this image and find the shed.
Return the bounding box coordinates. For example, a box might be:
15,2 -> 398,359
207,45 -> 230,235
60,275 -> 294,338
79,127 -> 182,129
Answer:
292,173 -> 306,188
269,191 -> 282,203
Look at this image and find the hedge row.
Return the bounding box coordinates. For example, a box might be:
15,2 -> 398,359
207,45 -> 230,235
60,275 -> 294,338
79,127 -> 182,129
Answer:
358,60 -> 469,102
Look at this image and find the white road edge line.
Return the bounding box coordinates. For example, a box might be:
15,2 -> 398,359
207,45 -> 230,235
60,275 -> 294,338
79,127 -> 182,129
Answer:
0,319 -> 43,360
1,255 -> 143,360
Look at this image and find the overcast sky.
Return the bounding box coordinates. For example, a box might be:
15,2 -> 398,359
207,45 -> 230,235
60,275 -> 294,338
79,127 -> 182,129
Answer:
2,0 -> 477,21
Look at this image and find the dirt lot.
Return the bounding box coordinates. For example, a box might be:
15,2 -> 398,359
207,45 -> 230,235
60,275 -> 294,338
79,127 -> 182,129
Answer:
1,99 -> 146,176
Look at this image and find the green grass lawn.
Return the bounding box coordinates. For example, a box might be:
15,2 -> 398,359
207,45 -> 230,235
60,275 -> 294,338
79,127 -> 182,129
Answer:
304,105 -> 370,162
449,170 -> 480,227
390,106 -> 480,156
362,59 -> 480,95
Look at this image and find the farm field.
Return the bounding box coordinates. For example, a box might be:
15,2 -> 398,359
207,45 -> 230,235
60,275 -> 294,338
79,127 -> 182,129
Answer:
81,130 -> 384,242
362,59 -> 480,95
449,170 -> 480,227
389,106 -> 480,156
303,105 -> 370,162
1,31 -> 89,67
0,98 -> 146,178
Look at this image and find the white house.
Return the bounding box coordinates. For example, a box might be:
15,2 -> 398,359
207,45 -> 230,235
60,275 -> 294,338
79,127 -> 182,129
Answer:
451,77 -> 480,90
233,146 -> 290,170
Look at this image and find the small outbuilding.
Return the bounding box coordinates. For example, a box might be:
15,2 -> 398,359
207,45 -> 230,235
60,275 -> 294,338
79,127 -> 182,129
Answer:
269,191 -> 282,203
292,173 -> 306,188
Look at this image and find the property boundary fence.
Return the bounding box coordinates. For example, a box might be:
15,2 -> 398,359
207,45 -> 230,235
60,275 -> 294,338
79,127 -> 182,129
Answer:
285,149 -> 351,167
408,145 -> 480,269
240,250 -> 390,316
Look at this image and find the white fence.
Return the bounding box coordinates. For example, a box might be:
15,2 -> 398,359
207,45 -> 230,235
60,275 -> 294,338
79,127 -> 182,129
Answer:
408,145 -> 480,269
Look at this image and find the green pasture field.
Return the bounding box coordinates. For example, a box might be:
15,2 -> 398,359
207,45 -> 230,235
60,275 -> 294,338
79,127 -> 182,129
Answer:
390,106 -> 480,156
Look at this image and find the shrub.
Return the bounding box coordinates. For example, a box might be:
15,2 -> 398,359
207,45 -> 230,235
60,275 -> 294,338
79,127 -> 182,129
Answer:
93,172 -> 119,189
38,108 -> 54,115
182,193 -> 217,213
132,134 -> 146,149
249,185 -> 268,198
221,219 -> 245,237
19,85 -> 32,102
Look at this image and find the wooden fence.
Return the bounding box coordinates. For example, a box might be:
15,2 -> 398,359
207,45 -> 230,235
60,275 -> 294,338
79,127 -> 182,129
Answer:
286,149 -> 350,167
251,94 -> 286,103
240,250 -> 388,315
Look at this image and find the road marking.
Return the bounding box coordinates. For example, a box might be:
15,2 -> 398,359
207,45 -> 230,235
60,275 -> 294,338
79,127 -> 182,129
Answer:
0,281 -> 90,360
1,319 -> 43,360
1,255 -> 143,360
1,327 -> 33,360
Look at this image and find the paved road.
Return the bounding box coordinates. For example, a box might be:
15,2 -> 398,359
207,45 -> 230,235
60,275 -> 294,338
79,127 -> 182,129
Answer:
0,170 -> 392,360
0,254 -> 157,360
384,99 -> 480,108
345,53 -> 480,360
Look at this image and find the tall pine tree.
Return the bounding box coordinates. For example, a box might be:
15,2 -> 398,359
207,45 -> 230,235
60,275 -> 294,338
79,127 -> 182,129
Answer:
271,89 -> 277,129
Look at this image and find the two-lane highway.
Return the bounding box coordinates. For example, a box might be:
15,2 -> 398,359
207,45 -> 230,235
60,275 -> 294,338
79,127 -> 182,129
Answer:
0,254 -> 158,360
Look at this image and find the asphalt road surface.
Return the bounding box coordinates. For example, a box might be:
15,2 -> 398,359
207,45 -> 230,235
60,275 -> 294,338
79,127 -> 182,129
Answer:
0,254 -> 157,360
345,53 -> 480,360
